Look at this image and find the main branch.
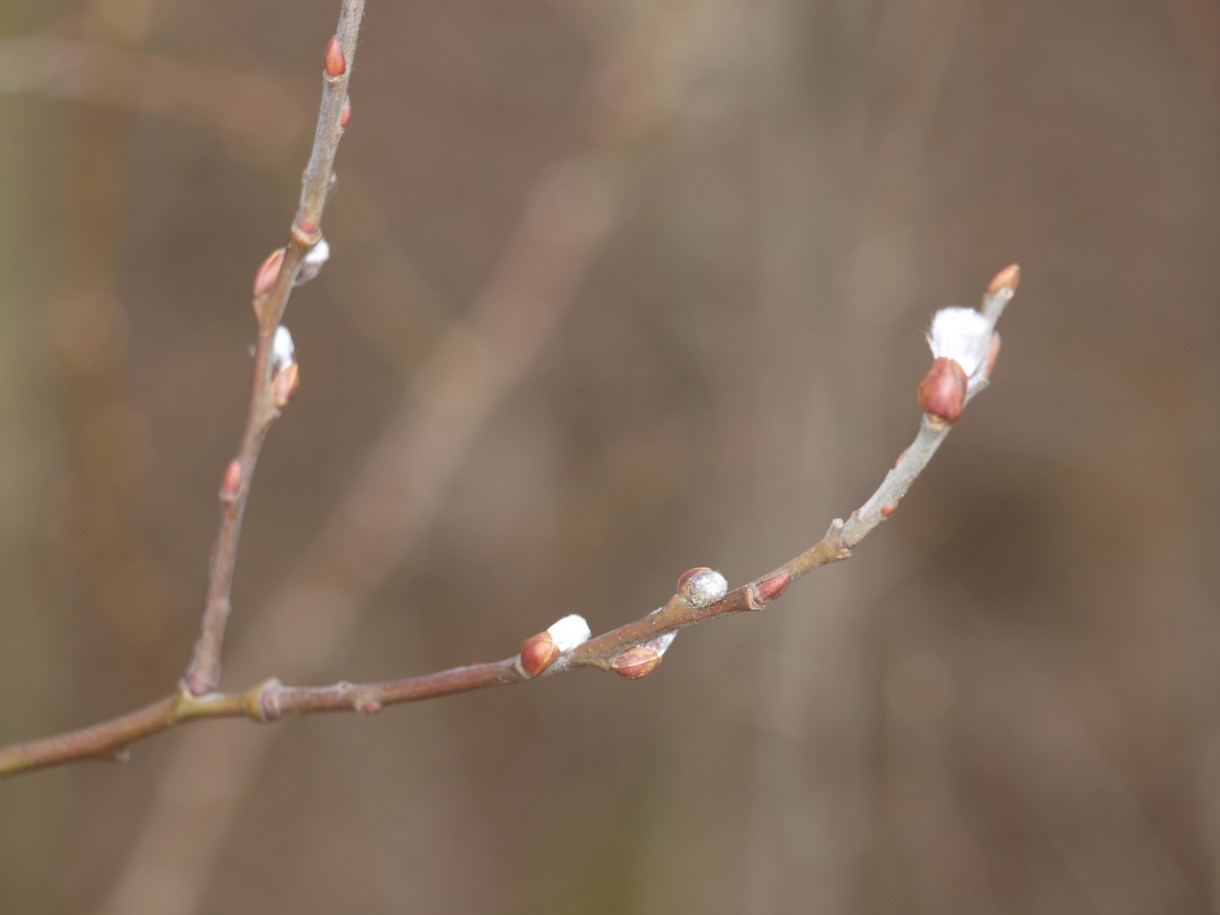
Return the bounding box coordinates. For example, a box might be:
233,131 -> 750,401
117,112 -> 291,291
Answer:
0,264 -> 1020,779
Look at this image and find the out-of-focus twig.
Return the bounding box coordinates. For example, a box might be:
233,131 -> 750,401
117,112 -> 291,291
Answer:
0,266 -> 1018,778
0,35 -> 307,144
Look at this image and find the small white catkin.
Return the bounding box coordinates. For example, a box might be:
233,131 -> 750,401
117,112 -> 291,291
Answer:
643,631 -> 678,657
547,614 -> 592,652
295,238 -> 330,286
684,569 -> 728,608
926,307 -> 992,377
272,325 -> 296,372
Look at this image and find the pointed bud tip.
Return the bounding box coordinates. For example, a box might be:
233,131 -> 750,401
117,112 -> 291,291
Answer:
324,37 -> 346,77
917,357 -> 968,423
753,571 -> 791,606
253,248 -> 286,298
987,264 -> 1020,296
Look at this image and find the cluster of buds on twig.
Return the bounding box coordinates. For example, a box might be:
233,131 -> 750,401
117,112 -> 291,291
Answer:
610,567 -> 728,680
917,264 -> 1018,423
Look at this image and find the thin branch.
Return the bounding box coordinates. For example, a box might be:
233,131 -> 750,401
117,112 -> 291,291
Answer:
0,262 -> 1020,780
181,0 -> 365,697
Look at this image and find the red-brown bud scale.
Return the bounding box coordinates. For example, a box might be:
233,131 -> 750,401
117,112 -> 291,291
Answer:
324,37 -> 346,77
917,356 -> 968,423
253,248 -> 285,298
520,631 -> 561,677
611,646 -> 663,680
987,263 -> 1020,296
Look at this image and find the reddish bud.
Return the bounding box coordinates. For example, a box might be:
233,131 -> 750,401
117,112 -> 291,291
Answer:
987,263 -> 1020,296
748,571 -> 791,609
676,566 -> 712,593
292,219 -> 321,248
253,248 -> 285,297
917,356 -> 968,423
340,96 -> 352,128
358,700 -> 382,715
880,503 -> 898,518
272,362 -> 300,408
894,447 -> 909,468
520,631 -> 560,677
324,36 -> 346,77
611,646 -> 663,680
220,459 -> 242,499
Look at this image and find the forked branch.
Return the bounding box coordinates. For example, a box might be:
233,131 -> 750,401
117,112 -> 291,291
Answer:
0,0 -> 1022,780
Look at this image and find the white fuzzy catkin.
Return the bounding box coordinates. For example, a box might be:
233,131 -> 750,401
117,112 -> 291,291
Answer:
295,238 -> 330,286
926,307 -> 992,377
272,325 -> 296,372
683,569 -> 728,608
547,614 -> 592,652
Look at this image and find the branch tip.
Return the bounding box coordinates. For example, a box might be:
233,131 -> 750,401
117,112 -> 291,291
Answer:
987,263 -> 1020,296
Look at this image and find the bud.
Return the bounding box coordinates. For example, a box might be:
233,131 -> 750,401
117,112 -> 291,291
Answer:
926,307 -> 992,378
987,263 -> 1020,296
220,459 -> 242,500
272,362 -> 300,408
917,356 -> 967,423
271,325 -> 295,372
751,571 -> 791,607
611,645 -> 663,680
880,502 -> 897,518
340,96 -> 352,129
253,248 -> 285,297
520,631 -> 559,677
295,238 -> 330,286
676,567 -> 728,608
519,614 -> 591,677
324,36 -> 346,77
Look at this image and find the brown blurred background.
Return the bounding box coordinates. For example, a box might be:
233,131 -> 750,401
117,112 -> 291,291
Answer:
2,0 -> 1218,912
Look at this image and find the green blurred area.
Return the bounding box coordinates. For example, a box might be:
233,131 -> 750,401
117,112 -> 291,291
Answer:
1,1 -> 1218,913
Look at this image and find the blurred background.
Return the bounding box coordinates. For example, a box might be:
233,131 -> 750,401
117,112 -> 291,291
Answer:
1,0 -> 1218,912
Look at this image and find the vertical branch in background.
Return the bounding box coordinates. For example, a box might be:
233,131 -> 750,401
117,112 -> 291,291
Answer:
182,0 -> 365,697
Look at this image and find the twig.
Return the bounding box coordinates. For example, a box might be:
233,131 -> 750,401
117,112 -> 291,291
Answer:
0,263 -> 1019,779
181,0 -> 365,697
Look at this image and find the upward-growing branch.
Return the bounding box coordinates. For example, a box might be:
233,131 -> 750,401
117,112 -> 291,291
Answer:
182,0 -> 366,697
